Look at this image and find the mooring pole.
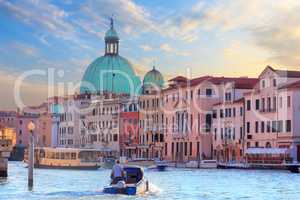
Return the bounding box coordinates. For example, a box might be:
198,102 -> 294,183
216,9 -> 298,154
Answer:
27,121 -> 35,190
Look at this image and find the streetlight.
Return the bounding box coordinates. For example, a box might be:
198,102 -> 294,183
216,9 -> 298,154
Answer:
27,120 -> 35,190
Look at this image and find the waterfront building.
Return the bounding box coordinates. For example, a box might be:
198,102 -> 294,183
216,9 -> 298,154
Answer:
0,126 -> 16,147
57,95 -> 83,148
119,98 -> 139,159
162,76 -> 214,162
138,67 -> 165,159
79,93 -> 121,154
162,75 -> 258,163
211,78 -> 258,163
0,111 -> 16,128
244,66 -> 300,163
36,113 -> 53,147
15,112 -> 39,147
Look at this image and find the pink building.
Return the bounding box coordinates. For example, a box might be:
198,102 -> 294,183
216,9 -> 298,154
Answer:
244,66 -> 300,163
162,76 -> 257,162
212,79 -> 258,163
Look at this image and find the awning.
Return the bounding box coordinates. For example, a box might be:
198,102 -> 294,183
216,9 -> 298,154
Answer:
245,148 -> 289,155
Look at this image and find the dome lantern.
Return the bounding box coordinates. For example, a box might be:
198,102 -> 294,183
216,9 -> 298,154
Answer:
105,17 -> 119,55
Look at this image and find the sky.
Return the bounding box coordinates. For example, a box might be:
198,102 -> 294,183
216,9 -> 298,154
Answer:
1,0 -> 300,110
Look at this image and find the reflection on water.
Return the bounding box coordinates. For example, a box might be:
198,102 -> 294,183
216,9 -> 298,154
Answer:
0,162 -> 300,200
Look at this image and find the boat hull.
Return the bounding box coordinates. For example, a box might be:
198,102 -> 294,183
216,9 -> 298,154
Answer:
103,186 -> 137,195
157,165 -> 167,171
103,180 -> 148,195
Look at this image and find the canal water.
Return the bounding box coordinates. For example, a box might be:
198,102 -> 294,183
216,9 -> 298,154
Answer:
1,162 -> 300,200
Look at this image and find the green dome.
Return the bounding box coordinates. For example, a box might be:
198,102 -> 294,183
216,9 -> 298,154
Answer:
143,67 -> 164,92
80,18 -> 141,96
80,55 -> 141,95
105,28 -> 119,40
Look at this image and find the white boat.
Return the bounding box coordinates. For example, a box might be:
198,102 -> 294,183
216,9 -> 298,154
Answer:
24,147 -> 103,170
186,160 -> 217,169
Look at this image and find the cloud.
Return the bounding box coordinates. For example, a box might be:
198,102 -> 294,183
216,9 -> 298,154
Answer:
0,0 -> 74,39
0,69 -> 50,110
140,44 -> 153,51
160,43 -> 190,56
10,41 -> 39,57
36,34 -> 50,46
160,43 -> 173,53
198,0 -> 300,68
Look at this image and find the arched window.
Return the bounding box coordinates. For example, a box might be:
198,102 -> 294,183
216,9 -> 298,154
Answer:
266,142 -> 271,148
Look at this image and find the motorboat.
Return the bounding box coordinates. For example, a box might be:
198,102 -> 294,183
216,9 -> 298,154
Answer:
103,166 -> 149,195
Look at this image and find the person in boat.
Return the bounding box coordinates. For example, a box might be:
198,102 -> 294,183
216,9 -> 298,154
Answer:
111,160 -> 125,184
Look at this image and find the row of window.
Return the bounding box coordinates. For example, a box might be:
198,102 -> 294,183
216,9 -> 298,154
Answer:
169,141 -> 202,157
59,127 -> 74,135
261,78 -> 277,89
214,127 -> 243,141
86,120 -> 118,130
246,96 -> 291,111
90,134 -> 118,143
139,98 -> 160,109
59,139 -> 73,145
92,106 -> 119,116
139,133 -> 164,144
0,117 -> 14,122
164,88 -> 214,104
139,113 -> 212,133
60,113 -> 72,122
246,120 -> 292,133
215,107 -> 243,119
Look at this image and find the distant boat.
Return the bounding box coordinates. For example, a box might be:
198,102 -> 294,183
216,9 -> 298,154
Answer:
103,166 -> 149,195
185,160 -> 217,169
155,160 -> 168,171
24,147 -> 103,170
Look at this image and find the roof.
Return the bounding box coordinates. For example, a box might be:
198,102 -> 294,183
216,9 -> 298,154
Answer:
245,148 -> 289,155
168,76 -> 188,82
261,65 -> 300,78
279,80 -> 300,90
164,75 -> 258,91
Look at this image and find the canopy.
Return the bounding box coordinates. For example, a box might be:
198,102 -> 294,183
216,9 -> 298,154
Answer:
245,148 -> 289,155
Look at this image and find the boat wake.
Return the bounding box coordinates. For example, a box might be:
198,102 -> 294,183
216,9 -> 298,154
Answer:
147,183 -> 162,194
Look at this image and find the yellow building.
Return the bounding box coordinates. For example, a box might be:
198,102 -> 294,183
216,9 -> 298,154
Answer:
0,127 -> 16,147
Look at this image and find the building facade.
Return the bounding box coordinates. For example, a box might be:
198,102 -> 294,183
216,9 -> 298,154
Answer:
244,66 -> 300,162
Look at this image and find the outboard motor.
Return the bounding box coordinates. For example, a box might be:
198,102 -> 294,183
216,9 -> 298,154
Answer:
117,180 -> 126,189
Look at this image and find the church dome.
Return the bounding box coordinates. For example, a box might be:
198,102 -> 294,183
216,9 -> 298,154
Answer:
143,66 -> 164,93
80,19 -> 141,95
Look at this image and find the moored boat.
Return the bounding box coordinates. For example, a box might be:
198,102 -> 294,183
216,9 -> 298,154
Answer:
103,166 -> 149,195
24,147 -> 103,170
155,160 -> 168,171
